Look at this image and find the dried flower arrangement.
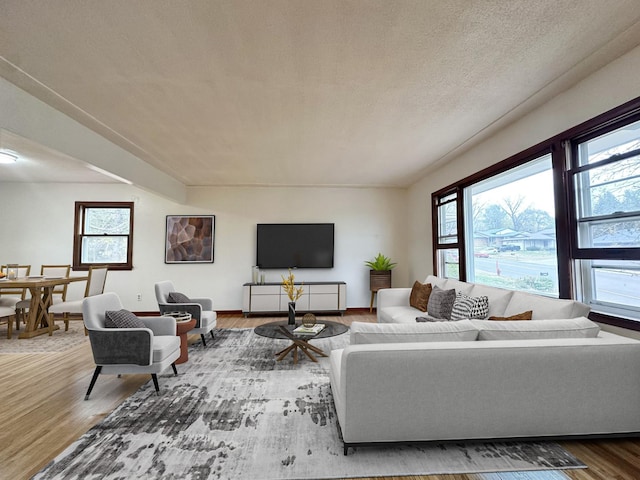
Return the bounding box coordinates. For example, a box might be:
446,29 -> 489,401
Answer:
281,269 -> 304,302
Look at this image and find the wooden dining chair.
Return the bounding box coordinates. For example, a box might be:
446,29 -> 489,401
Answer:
0,265 -> 31,333
0,306 -> 18,339
48,265 -> 109,332
15,264 -> 71,329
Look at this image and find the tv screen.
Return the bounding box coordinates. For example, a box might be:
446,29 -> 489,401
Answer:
256,223 -> 334,269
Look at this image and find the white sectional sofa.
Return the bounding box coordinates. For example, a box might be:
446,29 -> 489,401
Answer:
329,276 -> 640,454
377,275 -> 591,323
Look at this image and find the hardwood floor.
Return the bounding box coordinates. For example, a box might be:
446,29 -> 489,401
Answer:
1,311 -> 639,480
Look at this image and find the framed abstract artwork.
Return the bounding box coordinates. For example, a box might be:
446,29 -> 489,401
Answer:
165,215 -> 215,263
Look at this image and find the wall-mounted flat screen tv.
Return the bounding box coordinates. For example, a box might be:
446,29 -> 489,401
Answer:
256,223 -> 334,269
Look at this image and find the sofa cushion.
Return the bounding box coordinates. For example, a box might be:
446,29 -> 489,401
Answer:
450,292 -> 489,320
471,317 -> 600,340
503,292 -> 576,319
442,278 -> 474,294
350,319 -> 479,344
427,286 -> 456,320
489,310 -> 532,321
105,309 -> 146,329
469,284 -> 514,318
409,281 -> 432,312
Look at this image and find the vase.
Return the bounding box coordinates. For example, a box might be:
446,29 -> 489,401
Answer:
288,302 -> 296,325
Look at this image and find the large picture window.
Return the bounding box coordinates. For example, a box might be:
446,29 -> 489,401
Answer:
73,201 -> 134,270
432,96 -> 640,330
464,154 -> 557,296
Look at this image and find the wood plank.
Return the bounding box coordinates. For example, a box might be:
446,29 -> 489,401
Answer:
0,311 -> 638,480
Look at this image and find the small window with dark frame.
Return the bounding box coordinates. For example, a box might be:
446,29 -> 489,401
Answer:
73,201 -> 134,270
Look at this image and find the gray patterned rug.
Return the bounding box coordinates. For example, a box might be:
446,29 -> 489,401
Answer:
35,328 -> 586,479
0,320 -> 88,354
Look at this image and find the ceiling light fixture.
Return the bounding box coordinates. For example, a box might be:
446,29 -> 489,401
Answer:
0,151 -> 18,164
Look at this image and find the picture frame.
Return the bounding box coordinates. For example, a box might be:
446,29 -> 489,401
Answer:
165,215 -> 215,263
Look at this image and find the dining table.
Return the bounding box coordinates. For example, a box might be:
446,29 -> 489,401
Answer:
0,275 -> 88,339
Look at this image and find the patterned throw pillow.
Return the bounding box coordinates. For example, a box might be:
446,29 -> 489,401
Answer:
426,286 -> 456,320
409,281 -> 432,312
489,310 -> 533,321
450,292 -> 490,321
105,309 -> 146,328
168,291 -> 191,303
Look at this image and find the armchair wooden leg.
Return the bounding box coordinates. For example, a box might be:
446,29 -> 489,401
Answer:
151,374 -> 160,394
200,334 -> 207,347
172,363 -> 178,375
85,366 -> 102,401
210,331 -> 215,341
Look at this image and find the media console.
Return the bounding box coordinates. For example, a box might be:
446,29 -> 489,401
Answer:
242,281 -> 346,317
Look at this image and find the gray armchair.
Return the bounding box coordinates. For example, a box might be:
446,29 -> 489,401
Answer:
154,280 -> 217,346
82,292 -> 180,400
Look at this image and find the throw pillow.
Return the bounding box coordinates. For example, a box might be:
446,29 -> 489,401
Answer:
416,314 -> 447,322
426,286 -> 456,320
105,309 -> 146,329
409,281 -> 432,312
168,291 -> 191,303
489,310 -> 533,321
450,292 -> 489,321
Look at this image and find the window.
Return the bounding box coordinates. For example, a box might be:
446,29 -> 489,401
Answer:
434,189 -> 461,279
432,96 -> 640,330
570,118 -> 640,319
73,202 -> 134,270
465,154 -> 558,296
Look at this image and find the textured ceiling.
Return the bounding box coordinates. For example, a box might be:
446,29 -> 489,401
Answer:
2,0 -> 640,188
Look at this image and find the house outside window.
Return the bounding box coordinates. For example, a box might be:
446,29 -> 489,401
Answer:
73,201 -> 134,270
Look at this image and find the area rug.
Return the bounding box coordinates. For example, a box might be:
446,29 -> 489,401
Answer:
35,328 -> 586,479
0,320 -> 88,354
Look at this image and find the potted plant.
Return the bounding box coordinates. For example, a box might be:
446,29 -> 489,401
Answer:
282,269 -> 304,325
365,253 -> 396,311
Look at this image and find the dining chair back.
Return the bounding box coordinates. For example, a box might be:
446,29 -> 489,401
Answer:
48,265 -> 109,332
0,264 -> 32,307
0,306 -> 17,339
41,264 -> 72,301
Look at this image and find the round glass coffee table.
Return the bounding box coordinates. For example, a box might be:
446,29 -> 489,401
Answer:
254,319 -> 349,364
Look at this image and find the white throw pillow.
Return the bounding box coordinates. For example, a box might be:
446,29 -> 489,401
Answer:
350,319 -> 479,344
471,317 -> 600,340
450,292 -> 489,320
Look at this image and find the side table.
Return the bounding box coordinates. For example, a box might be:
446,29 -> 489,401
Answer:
166,312 -> 196,364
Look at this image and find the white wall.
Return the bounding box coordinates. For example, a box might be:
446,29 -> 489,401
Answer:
0,182 -> 407,312
407,43 -> 640,284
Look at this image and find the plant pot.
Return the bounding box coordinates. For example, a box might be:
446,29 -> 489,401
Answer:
369,270 -> 392,292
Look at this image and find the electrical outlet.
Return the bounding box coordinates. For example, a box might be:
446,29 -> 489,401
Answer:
136,293 -> 142,301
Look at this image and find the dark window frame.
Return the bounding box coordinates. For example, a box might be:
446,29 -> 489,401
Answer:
73,201 -> 134,271
432,95 -> 640,331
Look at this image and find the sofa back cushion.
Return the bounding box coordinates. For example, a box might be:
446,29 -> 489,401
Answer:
468,284 -> 514,318
503,292 -> 589,319
471,317 -> 600,340
350,319 -> 479,344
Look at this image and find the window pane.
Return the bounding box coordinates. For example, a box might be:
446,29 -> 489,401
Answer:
438,202 -> 457,244
465,154 -> 558,295
575,155 -> 640,218
81,236 -> 128,263
579,217 -> 640,249
578,118 -> 640,166
84,208 -> 131,234
437,249 -> 459,279
580,260 -> 640,314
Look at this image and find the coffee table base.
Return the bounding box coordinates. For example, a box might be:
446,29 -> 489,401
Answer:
275,326 -> 328,364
